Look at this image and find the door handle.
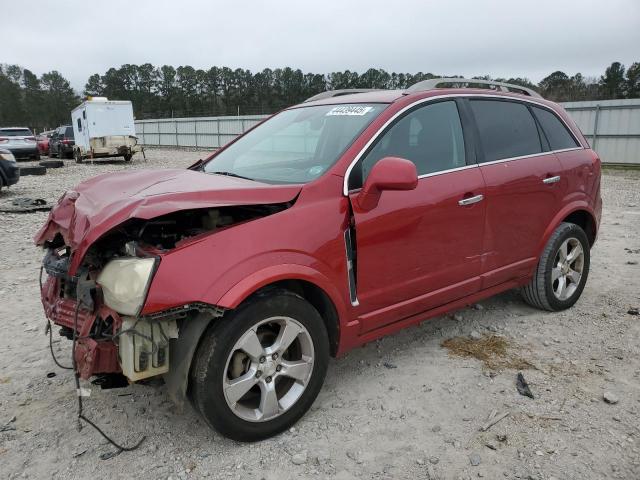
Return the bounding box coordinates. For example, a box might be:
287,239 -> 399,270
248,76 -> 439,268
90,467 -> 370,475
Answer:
458,194 -> 484,206
543,175 -> 561,184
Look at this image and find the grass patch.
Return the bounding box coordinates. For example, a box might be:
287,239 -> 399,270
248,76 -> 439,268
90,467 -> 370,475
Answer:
442,335 -> 535,371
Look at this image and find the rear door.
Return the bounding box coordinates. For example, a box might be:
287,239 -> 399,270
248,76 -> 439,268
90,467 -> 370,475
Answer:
467,98 -> 565,288
347,99 -> 487,332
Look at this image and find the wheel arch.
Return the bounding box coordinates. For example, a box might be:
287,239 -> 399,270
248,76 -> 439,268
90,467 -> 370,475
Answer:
217,265 -> 347,358
537,203 -> 598,259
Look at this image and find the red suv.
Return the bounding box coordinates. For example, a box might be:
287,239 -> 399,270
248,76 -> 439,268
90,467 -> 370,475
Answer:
35,78 -> 601,441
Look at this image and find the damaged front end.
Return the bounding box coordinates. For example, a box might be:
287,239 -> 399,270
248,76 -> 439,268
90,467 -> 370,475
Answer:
38,201 -> 291,389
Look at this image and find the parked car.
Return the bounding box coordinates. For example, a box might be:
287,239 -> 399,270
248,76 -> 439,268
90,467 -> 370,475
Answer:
49,125 -> 75,159
0,127 -> 39,160
0,148 -> 20,191
35,78 -> 601,442
37,130 -> 54,156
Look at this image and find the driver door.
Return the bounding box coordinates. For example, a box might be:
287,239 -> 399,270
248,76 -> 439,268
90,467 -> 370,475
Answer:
348,100 -> 487,333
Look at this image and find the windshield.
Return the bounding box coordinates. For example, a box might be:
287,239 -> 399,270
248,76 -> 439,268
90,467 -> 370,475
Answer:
203,104 -> 386,183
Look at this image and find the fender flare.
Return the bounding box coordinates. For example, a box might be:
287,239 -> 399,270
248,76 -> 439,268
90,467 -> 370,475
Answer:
536,202 -> 597,259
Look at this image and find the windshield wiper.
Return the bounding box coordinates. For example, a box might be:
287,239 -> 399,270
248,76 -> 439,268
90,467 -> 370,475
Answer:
208,171 -> 255,181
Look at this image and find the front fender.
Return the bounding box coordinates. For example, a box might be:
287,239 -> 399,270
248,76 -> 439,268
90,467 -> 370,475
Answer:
216,262 -> 349,322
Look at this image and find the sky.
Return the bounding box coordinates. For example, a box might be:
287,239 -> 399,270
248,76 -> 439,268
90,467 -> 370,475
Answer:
2,0 -> 639,92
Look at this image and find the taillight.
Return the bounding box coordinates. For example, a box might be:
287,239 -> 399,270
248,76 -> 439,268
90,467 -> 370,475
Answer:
62,139 -> 71,144
26,136 -> 36,143
0,137 -> 8,143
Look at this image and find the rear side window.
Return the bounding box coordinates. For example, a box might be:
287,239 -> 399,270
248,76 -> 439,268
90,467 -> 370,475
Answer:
470,100 -> 542,162
531,106 -> 579,151
65,127 -> 74,138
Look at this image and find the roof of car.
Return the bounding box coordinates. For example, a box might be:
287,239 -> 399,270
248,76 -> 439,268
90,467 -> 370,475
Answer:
0,127 -> 32,130
300,78 -> 544,108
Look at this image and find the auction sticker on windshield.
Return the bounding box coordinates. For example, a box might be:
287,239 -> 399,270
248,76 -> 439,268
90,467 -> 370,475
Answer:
326,105 -> 374,116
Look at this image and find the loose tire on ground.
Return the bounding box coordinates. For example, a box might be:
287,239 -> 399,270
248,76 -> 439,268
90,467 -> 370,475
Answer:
74,150 -> 83,163
39,160 -> 64,168
19,166 -> 47,176
190,289 -> 330,442
521,222 -> 590,311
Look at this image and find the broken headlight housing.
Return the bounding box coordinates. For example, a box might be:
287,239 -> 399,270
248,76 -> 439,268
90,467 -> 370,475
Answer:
96,257 -> 157,316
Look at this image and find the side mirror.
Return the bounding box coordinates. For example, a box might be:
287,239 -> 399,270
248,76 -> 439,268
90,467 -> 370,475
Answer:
355,156 -> 418,211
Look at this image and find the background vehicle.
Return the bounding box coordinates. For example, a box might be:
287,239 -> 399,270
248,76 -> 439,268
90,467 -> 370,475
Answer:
36,78 -> 601,442
0,148 -> 20,191
49,126 -> 75,159
37,130 -> 54,156
71,97 -> 141,162
0,127 -> 39,160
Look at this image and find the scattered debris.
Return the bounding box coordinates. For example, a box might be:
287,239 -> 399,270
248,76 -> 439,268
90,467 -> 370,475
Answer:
291,451 -> 308,465
603,392 -> 619,404
1,416 -> 17,433
627,307 -> 639,316
479,411 -> 510,432
0,198 -> 51,213
442,335 -> 534,370
516,372 -> 534,399
39,160 -> 64,169
99,450 -> 121,461
469,453 -> 481,466
627,260 -> 638,265
485,442 -> 497,450
429,456 -> 439,465
19,165 -> 47,176
383,362 -> 397,369
46,372 -> 56,378
469,331 -> 482,341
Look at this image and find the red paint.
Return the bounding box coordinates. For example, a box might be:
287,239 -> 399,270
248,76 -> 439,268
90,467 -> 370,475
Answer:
36,88 -> 601,379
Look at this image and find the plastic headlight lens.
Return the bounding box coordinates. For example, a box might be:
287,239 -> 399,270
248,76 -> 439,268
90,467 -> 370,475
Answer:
97,257 -> 156,316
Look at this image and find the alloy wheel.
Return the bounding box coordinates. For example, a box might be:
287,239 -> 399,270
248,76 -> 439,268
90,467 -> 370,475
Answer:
222,316 -> 314,422
551,237 -> 584,301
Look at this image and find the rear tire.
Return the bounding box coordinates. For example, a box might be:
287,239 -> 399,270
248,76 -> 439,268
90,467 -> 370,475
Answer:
521,222 -> 590,311
123,153 -> 133,162
191,290 -> 329,442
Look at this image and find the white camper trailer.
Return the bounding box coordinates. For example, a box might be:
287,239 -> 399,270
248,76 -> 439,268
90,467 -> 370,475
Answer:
71,97 -> 142,162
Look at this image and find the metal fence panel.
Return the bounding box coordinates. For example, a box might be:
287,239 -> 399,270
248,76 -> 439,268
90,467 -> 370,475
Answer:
136,102 -> 640,165
135,115 -> 267,150
562,99 -> 640,165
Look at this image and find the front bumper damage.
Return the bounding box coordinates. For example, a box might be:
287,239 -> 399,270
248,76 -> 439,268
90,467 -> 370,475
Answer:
40,248 -> 225,406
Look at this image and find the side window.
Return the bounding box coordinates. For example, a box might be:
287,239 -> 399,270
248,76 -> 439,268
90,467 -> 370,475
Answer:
354,101 -> 466,187
470,100 -> 542,162
77,118 -> 82,132
531,106 -> 579,151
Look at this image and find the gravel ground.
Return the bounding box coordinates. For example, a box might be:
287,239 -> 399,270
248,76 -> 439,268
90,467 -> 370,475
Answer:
0,149 -> 639,480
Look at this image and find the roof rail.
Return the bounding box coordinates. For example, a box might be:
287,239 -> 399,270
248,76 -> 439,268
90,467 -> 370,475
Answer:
303,89 -> 383,103
406,78 -> 542,98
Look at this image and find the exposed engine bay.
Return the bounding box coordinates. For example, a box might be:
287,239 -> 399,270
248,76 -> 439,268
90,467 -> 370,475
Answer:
40,201 -> 291,384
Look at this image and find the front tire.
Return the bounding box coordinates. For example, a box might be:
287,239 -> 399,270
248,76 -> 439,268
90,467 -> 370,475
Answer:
191,290 -> 329,441
521,222 -> 590,311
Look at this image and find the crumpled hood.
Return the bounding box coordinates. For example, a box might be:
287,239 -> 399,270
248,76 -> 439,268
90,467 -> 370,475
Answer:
34,168 -> 301,274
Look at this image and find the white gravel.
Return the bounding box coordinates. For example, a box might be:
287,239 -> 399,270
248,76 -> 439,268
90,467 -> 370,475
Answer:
1,150 -> 639,479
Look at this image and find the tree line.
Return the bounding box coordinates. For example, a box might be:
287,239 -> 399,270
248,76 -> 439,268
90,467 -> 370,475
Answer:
1,61 -> 638,132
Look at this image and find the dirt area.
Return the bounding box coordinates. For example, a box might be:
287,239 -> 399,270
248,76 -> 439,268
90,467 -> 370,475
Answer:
1,150 -> 639,480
